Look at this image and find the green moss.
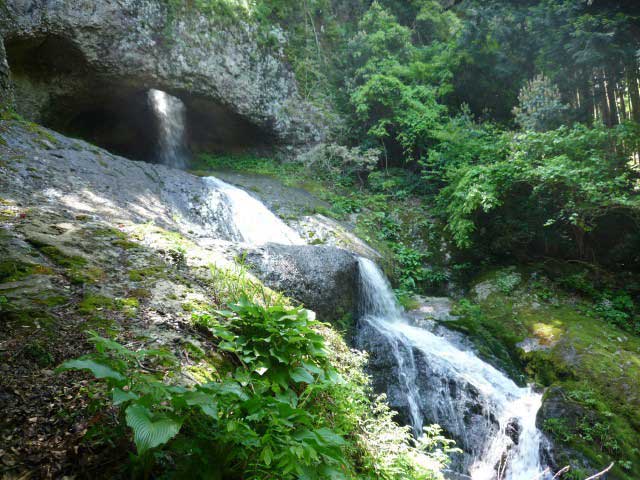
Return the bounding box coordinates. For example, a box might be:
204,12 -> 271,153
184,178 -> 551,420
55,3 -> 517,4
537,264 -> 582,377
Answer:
112,239 -> 140,250
5,309 -> 57,334
27,239 -> 103,284
93,227 -> 127,239
542,382 -> 640,479
0,260 -> 54,282
116,297 -> 139,318
455,268 -> 640,477
128,266 -> 165,282
32,243 -> 88,269
78,294 -> 116,315
77,294 -> 139,321
34,294 -> 69,308
181,300 -> 211,313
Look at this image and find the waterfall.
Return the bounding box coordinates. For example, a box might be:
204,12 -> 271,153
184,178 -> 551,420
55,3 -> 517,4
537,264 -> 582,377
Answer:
148,89 -> 188,169
203,176 -> 304,246
356,257 -> 550,480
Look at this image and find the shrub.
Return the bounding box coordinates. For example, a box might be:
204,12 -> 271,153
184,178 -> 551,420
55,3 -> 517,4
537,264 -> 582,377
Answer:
513,74 -> 569,132
300,143 -> 380,186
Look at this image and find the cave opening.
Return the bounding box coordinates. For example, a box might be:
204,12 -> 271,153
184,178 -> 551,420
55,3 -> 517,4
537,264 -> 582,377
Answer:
4,34 -> 275,168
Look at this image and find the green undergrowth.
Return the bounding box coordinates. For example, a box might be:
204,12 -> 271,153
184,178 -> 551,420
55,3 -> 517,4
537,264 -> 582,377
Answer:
448,266 -> 640,478
60,302 -> 455,479
0,259 -> 54,283
53,225 -> 456,479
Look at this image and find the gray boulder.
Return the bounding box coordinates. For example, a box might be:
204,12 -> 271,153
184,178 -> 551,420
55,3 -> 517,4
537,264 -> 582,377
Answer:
244,243 -> 358,324
0,0 -> 323,154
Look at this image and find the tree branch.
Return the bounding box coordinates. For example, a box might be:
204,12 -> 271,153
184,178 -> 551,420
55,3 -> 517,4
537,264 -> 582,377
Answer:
553,466 -> 571,479
584,462 -> 614,480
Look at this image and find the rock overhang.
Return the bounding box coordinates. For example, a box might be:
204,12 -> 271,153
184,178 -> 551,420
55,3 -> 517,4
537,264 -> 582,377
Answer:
0,0 -> 324,159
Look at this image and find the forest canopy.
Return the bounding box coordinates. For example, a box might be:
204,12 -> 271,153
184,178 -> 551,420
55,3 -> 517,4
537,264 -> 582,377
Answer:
242,0 -> 640,271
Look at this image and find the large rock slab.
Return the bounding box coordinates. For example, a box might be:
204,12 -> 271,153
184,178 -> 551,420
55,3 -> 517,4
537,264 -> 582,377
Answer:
1,120 -> 359,326
244,243 -> 359,324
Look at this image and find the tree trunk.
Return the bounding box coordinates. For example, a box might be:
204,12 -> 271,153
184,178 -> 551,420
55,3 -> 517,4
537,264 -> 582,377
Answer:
618,82 -> 627,121
598,72 -> 612,126
605,69 -> 619,125
627,67 -> 640,123
578,78 -> 593,123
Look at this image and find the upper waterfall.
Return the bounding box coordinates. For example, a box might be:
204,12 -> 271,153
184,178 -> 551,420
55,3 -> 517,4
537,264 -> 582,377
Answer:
148,89 -> 188,169
356,257 -> 550,480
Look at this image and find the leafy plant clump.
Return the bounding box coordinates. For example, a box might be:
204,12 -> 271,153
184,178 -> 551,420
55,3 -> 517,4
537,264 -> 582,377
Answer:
60,299 -> 454,479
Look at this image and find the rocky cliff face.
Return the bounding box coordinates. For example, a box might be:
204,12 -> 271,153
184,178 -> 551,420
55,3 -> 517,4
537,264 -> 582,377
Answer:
0,0 -> 323,153
0,33 -> 11,106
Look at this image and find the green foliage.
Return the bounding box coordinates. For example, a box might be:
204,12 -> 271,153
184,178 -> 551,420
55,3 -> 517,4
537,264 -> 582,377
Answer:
542,383 -> 640,477
439,122 -> 640,265
346,2 -> 451,164
494,270 -> 521,295
125,404 -> 183,455
300,143 -> 380,186
59,297 -> 452,479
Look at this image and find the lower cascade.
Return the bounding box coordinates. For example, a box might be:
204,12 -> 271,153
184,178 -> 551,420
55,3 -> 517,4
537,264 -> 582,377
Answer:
355,257 -> 550,480
200,178 -> 552,479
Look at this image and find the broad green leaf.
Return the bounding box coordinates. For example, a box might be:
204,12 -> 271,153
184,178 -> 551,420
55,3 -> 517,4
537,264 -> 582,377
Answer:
112,388 -> 139,405
290,367 -> 314,384
314,427 -> 346,447
183,391 -> 218,420
261,445 -> 273,466
125,404 -> 182,454
58,359 -> 124,382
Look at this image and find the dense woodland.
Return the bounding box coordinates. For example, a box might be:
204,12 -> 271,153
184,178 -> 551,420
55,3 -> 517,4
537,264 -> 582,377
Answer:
3,0 -> 640,479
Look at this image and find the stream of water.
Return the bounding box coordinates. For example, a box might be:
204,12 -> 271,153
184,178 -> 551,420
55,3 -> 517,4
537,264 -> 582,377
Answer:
356,257 -> 550,480
203,176 -> 304,246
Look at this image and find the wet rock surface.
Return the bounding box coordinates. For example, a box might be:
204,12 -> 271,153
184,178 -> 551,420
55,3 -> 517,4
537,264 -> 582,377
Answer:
355,293 -> 503,473
0,121 -> 262,240
209,170 -> 381,259
244,243 -> 359,324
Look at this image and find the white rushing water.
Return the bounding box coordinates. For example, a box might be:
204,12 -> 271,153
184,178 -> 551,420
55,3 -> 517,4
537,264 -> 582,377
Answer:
203,176 -> 304,246
148,89 -> 188,169
357,257 -> 550,480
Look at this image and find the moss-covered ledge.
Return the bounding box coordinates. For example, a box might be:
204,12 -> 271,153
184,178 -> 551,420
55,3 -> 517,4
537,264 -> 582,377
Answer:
443,267 -> 640,479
